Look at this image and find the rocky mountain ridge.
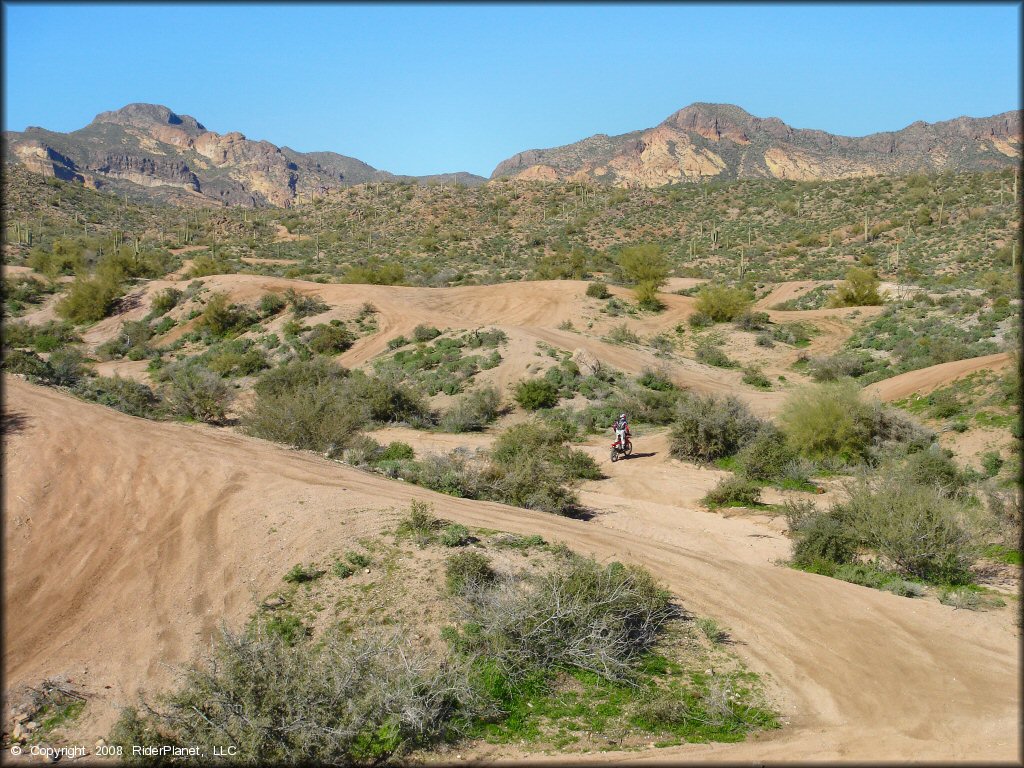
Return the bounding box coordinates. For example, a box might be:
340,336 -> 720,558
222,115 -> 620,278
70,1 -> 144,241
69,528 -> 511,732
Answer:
3,102 -> 1020,207
490,102 -> 1022,186
2,103 -> 484,208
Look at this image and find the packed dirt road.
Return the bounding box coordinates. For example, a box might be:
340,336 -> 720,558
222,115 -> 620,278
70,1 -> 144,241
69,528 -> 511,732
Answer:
3,376 -> 1018,761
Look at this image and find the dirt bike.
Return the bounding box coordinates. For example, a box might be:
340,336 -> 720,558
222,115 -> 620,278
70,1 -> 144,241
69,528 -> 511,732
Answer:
610,433 -> 633,462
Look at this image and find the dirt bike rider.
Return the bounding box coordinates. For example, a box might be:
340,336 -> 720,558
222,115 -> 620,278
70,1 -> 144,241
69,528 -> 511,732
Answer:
613,412 -> 630,449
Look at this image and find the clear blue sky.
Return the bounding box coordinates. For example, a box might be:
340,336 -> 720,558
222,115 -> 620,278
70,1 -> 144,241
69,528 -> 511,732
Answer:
3,3 -> 1020,177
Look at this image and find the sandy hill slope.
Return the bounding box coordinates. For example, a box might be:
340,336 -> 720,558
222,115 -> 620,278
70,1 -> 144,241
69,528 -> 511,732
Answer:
491,102 -> 1022,186
34,274 -> 884,418
3,375 -> 1018,761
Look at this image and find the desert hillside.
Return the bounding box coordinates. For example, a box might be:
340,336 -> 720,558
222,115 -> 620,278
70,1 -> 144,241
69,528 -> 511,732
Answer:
4,371 -> 1018,761
2,158 -> 1020,763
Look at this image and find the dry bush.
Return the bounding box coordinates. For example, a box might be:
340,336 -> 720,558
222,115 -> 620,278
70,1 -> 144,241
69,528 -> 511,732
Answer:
162,364 -> 232,423
669,393 -> 766,462
455,556 -> 673,684
110,628 -> 489,764
440,385 -> 501,432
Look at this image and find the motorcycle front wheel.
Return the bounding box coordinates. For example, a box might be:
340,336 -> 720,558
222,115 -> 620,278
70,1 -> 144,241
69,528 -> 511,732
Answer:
610,448 -> 619,462
624,440 -> 633,456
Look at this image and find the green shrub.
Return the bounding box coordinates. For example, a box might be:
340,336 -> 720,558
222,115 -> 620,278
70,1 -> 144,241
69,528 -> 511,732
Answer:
694,286 -> 752,322
831,563 -> 925,597
734,310 -> 770,331
454,555 -> 673,683
669,393 -> 766,463
413,453 -> 485,499
688,311 -> 714,328
341,434 -> 386,467
3,320 -> 79,352
440,386 -> 501,432
741,367 -> 772,389
808,352 -> 868,382
76,376 -> 159,418
203,342 -> 268,377
778,382 -> 873,463
481,454 -> 581,515
249,360 -> 427,447
835,474 -> 977,584
828,267 -> 884,307
306,323 -> 355,355
283,564 -> 323,584
771,322 -> 812,346
3,348 -> 51,378
244,378 -> 363,455
618,243 -> 669,297
162,365 -> 232,423
981,451 -> 1004,478
344,371 -> 429,425
196,292 -> 255,338
903,446 -> 964,495
56,275 -> 122,323
284,288 -> 328,318
634,280 -> 663,311
96,320 -> 154,361
440,524 -> 472,547
396,500 -> 442,546
866,402 -> 935,455
413,324 -> 442,343
258,292 -> 287,317
790,511 -> 858,569
345,551 -> 371,568
514,378 -> 560,410
445,551 -> 497,595
695,343 -> 736,368
255,357 -> 348,397
379,442 -> 415,461
491,533 -> 547,550
188,253 -> 233,278
492,421 -> 599,480
702,476 -> 762,508
265,614 -> 309,646
585,281 -> 610,299
607,323 -> 641,344
637,368 -> 675,391
46,347 -> 86,387
109,628 -> 484,764
695,617 -> 728,644
735,428 -> 799,482
150,287 -> 182,317
344,263 -> 406,285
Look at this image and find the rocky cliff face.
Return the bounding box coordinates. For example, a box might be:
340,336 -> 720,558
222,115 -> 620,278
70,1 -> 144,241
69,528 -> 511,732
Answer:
2,103 -> 485,207
491,103 -> 1022,186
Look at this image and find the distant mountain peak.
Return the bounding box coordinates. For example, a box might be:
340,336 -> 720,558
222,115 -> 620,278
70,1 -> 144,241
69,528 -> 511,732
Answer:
92,103 -> 206,133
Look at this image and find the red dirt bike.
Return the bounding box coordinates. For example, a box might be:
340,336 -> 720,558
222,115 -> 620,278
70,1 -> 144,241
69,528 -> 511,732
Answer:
610,432 -> 633,462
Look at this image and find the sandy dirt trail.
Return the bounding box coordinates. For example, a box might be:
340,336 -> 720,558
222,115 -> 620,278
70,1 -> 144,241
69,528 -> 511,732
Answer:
864,352 -> 1016,402
755,280 -> 837,309
115,276 -> 795,416
12,276 -> 864,415
3,376 -> 1018,762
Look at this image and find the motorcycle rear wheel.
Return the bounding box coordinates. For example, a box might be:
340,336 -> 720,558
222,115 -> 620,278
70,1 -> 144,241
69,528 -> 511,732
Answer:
624,440 -> 633,456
